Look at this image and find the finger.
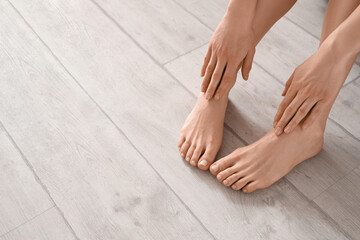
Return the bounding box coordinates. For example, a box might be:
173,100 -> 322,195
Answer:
283,98 -> 317,134
214,63 -> 237,100
273,86 -> 297,128
282,72 -> 295,96
201,45 -> 212,77
241,48 -> 255,80
275,93 -> 307,136
302,101 -> 325,129
201,56 -> 217,92
205,58 -> 226,100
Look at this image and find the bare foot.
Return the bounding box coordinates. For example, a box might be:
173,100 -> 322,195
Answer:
178,93 -> 228,170
209,120 -> 325,193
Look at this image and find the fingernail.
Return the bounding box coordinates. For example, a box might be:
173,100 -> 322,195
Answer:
215,94 -> 220,100
273,121 -> 278,128
284,126 -> 290,134
211,164 -> 219,172
275,127 -> 282,135
199,159 -> 208,167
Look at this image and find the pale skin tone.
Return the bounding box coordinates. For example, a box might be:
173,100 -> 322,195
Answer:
179,0 -> 360,193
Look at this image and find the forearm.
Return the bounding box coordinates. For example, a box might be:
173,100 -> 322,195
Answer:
224,0 -> 297,45
321,4 -> 360,64
252,0 -> 297,45
224,0 -> 257,31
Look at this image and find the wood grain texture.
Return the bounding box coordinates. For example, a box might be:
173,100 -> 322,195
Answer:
0,208 -> 75,240
92,0 -> 212,64
9,0 -> 352,239
330,78 -> 360,140
0,126 -> 53,236
314,167 -> 360,240
285,0 -> 360,65
285,0 -> 327,38
165,45 -> 360,201
174,0 -> 360,84
0,1 -> 213,239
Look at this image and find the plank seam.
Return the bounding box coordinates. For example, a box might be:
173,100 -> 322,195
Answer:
0,206 -> 55,238
162,41 -> 209,66
7,0 -> 217,238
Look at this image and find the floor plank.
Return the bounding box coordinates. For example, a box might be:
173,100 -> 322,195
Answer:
9,0 -> 353,239
285,0 -> 360,65
0,208 -> 76,240
330,78 -> 360,140
174,0 -> 360,84
285,0 -> 327,38
0,126 -> 53,236
314,167 -> 360,240
165,45 -> 360,201
0,2 -> 213,239
92,0 -> 212,63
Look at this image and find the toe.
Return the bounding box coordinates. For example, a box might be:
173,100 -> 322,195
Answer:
222,171 -> 245,187
198,145 -> 218,170
177,136 -> 185,150
185,145 -> 196,163
180,141 -> 191,159
242,181 -> 259,193
209,155 -> 235,176
190,147 -> 203,166
231,176 -> 252,191
216,166 -> 238,183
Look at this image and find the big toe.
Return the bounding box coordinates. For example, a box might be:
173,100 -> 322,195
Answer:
198,146 -> 218,170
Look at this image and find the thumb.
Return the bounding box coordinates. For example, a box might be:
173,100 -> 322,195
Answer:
241,48 -> 255,80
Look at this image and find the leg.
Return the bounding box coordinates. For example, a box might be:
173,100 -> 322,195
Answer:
210,0 -> 360,192
179,0 -> 297,170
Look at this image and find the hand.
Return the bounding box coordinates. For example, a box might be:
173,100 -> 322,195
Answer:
273,46 -> 348,135
200,13 -> 255,100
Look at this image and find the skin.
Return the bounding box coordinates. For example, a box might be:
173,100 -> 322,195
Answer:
200,0 -> 257,101
180,0 -> 360,193
179,0 -> 297,170
209,0 -> 360,193
273,1 -> 360,136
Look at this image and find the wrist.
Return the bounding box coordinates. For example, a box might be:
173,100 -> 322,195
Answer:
320,28 -> 359,66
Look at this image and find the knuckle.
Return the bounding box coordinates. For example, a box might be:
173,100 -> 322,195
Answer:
286,107 -> 294,113
298,108 -> 306,115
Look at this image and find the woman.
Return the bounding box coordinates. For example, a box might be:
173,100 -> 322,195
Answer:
178,0 -> 360,193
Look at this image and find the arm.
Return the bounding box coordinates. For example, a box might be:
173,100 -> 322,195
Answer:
273,4 -> 360,135
201,0 -> 297,100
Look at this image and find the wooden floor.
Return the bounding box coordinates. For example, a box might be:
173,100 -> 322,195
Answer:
0,0 -> 359,239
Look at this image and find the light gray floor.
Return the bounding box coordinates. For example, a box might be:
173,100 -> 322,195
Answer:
0,0 -> 359,239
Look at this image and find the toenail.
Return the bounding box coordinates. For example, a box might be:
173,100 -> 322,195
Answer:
211,165 -> 219,172
232,185 -> 237,190
243,188 -> 248,193
199,159 -> 208,167
181,153 -> 184,157
186,157 -> 190,161
223,180 -> 228,185
217,174 -> 222,180
191,160 -> 195,165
